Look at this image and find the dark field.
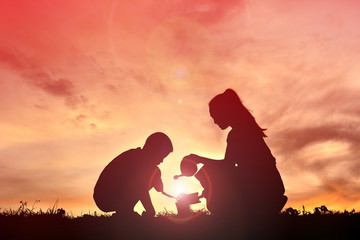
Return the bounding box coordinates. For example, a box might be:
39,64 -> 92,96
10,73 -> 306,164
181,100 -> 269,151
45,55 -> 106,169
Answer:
1,203 -> 359,240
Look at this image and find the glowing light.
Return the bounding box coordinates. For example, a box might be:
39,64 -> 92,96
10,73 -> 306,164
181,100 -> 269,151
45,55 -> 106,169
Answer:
173,182 -> 186,196
146,16 -> 213,87
173,65 -> 188,79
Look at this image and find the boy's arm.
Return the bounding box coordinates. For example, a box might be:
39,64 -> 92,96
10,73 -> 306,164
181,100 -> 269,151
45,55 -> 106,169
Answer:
153,167 -> 164,193
152,170 -> 176,198
140,167 -> 161,217
140,191 -> 155,217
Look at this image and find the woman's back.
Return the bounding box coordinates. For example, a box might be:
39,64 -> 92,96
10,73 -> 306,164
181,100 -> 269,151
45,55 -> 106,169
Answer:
225,128 -> 286,215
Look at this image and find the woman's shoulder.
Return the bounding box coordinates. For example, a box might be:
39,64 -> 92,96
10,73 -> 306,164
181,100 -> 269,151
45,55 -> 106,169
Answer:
227,128 -> 239,137
228,128 -> 264,140
227,128 -> 245,142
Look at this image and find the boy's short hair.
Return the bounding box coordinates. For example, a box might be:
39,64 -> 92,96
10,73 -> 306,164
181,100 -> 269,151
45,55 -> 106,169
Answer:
143,132 -> 173,153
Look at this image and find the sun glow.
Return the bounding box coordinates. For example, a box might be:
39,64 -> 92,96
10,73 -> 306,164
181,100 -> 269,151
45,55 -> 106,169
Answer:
173,182 -> 187,196
170,177 -> 202,198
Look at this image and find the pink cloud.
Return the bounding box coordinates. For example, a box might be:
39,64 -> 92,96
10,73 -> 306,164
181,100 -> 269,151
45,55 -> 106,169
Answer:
0,47 -> 89,109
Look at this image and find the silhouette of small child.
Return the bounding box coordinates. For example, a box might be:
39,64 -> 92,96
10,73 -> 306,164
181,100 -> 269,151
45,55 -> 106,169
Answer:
174,157 -> 231,216
93,132 -> 174,217
175,192 -> 200,217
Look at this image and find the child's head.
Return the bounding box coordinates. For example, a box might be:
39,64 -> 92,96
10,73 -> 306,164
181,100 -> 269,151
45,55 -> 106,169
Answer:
143,132 -> 173,165
174,157 -> 198,179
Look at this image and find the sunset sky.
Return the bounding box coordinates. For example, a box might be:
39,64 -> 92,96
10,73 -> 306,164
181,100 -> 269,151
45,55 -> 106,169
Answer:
1,0 -> 359,215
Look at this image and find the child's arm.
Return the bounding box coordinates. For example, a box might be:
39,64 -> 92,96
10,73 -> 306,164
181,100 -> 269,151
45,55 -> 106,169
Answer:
152,167 -> 176,198
152,167 -> 164,192
140,191 -> 155,217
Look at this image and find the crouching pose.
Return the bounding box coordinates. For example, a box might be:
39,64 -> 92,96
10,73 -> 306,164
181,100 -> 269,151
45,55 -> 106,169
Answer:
182,89 -> 287,218
174,157 -> 233,217
94,132 -> 173,217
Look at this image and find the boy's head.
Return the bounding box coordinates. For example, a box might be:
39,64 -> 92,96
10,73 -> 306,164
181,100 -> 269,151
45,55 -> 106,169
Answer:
174,157 -> 198,179
143,132 -> 173,165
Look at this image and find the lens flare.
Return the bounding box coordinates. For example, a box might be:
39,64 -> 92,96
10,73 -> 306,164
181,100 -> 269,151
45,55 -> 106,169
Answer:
173,182 -> 186,196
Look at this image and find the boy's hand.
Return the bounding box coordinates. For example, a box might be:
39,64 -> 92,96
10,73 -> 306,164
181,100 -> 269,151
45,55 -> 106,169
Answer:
162,191 -> 176,199
142,209 -> 155,218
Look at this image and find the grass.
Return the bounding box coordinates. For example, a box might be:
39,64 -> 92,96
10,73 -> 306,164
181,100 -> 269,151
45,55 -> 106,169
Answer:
1,201 -> 359,240
0,200 -> 68,217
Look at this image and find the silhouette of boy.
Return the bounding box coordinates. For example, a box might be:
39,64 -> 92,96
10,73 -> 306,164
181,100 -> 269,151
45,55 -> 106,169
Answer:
93,132 -> 173,217
174,157 -> 232,217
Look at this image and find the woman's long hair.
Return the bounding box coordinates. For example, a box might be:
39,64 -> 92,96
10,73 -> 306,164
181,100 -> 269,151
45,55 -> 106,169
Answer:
209,89 -> 267,137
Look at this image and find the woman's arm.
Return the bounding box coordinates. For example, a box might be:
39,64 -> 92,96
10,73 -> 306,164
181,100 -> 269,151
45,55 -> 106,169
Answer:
184,154 -> 222,164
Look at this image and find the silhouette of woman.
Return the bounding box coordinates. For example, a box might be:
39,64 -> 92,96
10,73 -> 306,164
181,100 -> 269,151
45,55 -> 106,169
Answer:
184,89 -> 287,217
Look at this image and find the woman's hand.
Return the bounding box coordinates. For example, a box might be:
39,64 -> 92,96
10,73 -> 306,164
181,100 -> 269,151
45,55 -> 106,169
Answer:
183,154 -> 202,163
199,189 -> 208,199
184,154 -> 220,164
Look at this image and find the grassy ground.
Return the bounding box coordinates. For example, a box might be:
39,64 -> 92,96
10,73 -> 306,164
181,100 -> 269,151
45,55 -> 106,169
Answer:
1,201 -> 359,240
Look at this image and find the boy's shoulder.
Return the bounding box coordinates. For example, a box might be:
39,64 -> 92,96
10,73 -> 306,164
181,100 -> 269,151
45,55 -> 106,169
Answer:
113,147 -> 142,161
122,147 -> 142,156
106,147 -> 142,169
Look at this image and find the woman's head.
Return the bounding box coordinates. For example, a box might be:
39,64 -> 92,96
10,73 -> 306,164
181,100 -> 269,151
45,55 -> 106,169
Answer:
209,88 -> 267,137
209,89 -> 241,130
